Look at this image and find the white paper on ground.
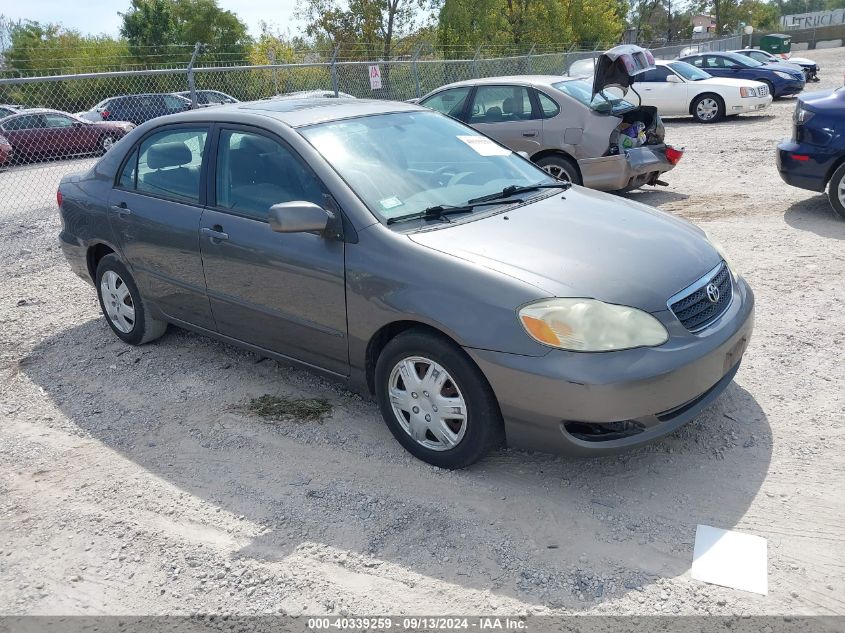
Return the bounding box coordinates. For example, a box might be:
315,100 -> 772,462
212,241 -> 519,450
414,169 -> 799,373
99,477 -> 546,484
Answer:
691,524 -> 768,595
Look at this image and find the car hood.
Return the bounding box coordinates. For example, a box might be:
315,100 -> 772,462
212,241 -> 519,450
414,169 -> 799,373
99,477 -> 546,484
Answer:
783,56 -> 815,66
696,77 -> 769,89
407,188 -> 721,313
759,62 -> 805,76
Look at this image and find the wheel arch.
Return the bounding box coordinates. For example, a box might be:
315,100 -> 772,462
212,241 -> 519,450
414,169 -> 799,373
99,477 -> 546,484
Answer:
365,320 -> 474,396
824,154 -> 845,187
86,242 -> 117,282
529,149 -> 582,180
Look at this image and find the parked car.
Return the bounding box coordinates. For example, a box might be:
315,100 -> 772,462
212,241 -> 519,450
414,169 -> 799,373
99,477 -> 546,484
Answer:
678,52 -> 805,98
57,98 -> 753,468
634,60 -> 772,123
730,48 -> 819,82
174,90 -> 239,105
777,87 -> 845,219
0,133 -> 12,167
419,46 -> 683,191
0,104 -> 24,118
77,93 -> 191,125
0,109 -> 133,162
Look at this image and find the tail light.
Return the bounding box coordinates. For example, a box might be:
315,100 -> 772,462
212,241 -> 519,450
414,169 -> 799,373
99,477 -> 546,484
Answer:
665,146 -> 684,165
57,189 -> 63,208
101,110 -> 110,119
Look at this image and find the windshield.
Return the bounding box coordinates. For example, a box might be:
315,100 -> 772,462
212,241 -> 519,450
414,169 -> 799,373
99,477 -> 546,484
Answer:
299,111 -> 554,223
551,79 -> 636,114
668,61 -> 712,81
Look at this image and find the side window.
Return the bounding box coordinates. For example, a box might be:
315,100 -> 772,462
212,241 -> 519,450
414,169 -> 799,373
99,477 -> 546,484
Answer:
215,130 -> 325,221
136,128 -> 207,202
639,67 -> 672,82
421,87 -> 471,120
44,113 -> 75,128
164,95 -> 187,109
117,148 -> 138,189
690,57 -> 704,68
470,85 -> 535,124
7,115 -> 44,130
536,91 -> 560,118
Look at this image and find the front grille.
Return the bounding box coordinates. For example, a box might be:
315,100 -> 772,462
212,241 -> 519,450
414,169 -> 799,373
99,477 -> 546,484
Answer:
669,262 -> 732,332
758,85 -> 769,96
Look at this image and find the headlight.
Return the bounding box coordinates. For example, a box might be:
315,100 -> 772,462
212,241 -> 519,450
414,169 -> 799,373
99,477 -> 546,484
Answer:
518,298 -> 668,352
740,86 -> 757,98
774,71 -> 795,80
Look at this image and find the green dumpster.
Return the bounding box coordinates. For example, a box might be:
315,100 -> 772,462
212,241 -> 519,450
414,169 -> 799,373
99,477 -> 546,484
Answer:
759,33 -> 792,55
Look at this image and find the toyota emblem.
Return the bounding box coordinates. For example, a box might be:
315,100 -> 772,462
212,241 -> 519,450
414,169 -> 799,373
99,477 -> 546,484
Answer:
706,282 -> 720,304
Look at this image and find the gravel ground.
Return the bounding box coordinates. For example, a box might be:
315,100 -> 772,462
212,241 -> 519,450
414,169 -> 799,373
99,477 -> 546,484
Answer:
1,49 -> 844,617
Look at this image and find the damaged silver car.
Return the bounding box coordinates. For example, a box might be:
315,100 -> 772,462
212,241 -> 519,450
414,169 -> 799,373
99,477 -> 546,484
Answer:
419,45 -> 683,192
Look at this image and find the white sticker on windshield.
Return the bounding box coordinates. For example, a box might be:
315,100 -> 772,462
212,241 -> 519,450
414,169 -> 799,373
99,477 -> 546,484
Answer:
457,135 -> 511,156
379,196 -> 403,210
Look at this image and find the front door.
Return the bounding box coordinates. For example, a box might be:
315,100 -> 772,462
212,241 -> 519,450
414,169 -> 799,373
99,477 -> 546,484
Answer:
199,127 -> 348,375
107,125 -> 215,329
467,85 -> 543,154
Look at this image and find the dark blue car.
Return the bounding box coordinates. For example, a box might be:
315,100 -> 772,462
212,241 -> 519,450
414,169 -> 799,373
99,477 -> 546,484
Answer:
777,87 -> 845,219
678,52 -> 805,98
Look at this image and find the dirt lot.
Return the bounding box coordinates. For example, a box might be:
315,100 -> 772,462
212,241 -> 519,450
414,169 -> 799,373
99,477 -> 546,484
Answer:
1,49 -> 844,617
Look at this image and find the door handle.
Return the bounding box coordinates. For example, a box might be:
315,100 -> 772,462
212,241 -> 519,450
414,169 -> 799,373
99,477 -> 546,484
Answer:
522,131 -> 538,137
109,203 -> 132,217
201,226 -> 229,242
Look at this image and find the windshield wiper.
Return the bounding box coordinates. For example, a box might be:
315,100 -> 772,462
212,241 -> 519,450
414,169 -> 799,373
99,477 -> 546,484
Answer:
386,199 -> 524,225
467,182 -> 570,205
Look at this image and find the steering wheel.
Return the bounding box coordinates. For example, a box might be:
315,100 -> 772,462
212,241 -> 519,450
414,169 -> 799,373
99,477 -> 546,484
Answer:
433,165 -> 457,187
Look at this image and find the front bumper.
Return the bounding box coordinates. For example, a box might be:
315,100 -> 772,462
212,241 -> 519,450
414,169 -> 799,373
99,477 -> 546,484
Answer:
729,95 -> 772,114
774,79 -> 805,97
776,140 -> 838,192
580,145 -> 676,192
466,276 -> 755,457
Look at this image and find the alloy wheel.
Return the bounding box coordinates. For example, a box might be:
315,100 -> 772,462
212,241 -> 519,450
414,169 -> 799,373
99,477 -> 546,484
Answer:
838,172 -> 845,208
100,270 -> 135,333
388,356 -> 467,451
696,98 -> 719,121
540,164 -> 572,183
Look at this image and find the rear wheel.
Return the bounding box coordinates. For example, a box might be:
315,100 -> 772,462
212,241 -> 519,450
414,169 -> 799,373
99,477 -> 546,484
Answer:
374,330 -> 504,469
95,254 -> 167,345
827,162 -> 845,220
536,154 -> 582,185
691,94 -> 724,123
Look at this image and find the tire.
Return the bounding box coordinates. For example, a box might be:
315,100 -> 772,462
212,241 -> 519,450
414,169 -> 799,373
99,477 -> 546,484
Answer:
691,93 -> 725,123
827,162 -> 845,221
374,329 -> 504,469
536,154 -> 582,185
100,134 -> 117,155
95,254 -> 167,345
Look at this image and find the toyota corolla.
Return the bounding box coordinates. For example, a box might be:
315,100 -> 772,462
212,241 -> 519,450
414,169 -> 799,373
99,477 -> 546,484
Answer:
58,98 -> 754,469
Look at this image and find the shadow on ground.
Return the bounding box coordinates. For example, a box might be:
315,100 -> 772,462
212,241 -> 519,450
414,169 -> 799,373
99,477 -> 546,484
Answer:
23,317 -> 772,609
784,195 -> 845,240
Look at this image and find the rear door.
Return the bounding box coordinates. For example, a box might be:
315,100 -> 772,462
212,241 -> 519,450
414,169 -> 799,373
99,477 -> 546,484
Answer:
199,125 -> 348,375
3,114 -> 47,157
107,124 -> 215,329
466,85 -> 542,154
42,112 -> 88,155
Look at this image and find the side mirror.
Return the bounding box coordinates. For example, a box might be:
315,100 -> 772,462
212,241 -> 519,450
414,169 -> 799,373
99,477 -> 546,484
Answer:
666,75 -> 682,83
268,201 -> 330,234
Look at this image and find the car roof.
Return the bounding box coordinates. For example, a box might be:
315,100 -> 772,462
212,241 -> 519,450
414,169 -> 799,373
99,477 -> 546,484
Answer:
163,97 -> 426,128
431,75 -> 577,91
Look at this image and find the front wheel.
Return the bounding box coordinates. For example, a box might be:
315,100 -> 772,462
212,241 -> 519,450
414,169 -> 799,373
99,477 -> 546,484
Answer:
374,330 -> 504,469
95,254 -> 167,345
827,162 -> 845,220
536,154 -> 582,185
691,94 -> 724,123
100,134 -> 117,155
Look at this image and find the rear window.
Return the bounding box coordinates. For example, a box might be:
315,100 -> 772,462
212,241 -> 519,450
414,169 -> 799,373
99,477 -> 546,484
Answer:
551,79 -> 636,115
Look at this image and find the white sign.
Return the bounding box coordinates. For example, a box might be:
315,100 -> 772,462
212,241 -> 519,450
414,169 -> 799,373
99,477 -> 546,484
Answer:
456,135 -> 511,156
781,8 -> 845,29
369,65 -> 382,90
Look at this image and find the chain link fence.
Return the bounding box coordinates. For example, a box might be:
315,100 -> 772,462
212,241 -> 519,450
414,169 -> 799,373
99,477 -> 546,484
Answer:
0,34 -> 742,261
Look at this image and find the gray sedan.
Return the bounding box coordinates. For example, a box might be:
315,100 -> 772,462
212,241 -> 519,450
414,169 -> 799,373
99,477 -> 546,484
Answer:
58,98 -> 753,468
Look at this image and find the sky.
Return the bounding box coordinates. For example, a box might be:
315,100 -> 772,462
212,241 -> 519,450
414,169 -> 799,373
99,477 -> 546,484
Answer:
0,0 -> 303,38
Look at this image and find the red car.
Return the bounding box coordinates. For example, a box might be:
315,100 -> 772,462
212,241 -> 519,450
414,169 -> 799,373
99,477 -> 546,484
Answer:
0,133 -> 11,167
0,109 -> 134,163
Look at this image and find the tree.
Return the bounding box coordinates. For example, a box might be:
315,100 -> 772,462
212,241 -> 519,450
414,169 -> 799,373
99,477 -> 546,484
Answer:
120,0 -> 177,61
298,0 -> 425,59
